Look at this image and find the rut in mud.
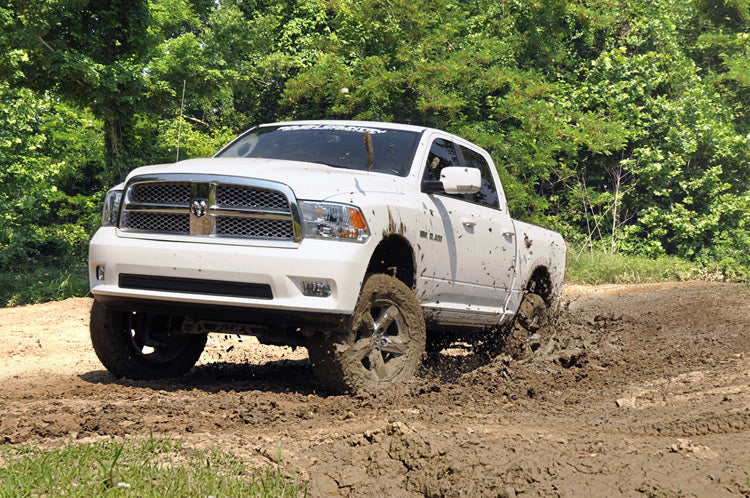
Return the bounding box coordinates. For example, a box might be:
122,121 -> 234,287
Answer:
1,282 -> 749,497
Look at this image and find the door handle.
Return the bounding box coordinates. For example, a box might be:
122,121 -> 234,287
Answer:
461,218 -> 476,228
501,229 -> 514,237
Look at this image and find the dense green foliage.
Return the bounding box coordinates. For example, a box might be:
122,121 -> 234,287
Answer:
0,0 -> 748,295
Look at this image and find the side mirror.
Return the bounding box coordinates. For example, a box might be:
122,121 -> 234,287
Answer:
440,167 -> 481,194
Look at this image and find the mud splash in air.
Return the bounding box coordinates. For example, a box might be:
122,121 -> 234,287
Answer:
1,282 -> 750,497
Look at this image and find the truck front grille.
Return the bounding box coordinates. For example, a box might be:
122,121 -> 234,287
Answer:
119,175 -> 300,242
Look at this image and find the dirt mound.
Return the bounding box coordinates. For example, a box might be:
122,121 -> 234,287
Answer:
1,282 -> 749,496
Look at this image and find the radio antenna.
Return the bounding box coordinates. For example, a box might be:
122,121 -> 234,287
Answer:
176,80 -> 186,162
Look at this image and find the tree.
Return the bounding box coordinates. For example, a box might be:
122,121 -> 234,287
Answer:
1,0 -> 153,181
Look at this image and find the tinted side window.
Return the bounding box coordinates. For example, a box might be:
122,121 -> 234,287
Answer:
459,145 -> 500,209
423,138 -> 460,182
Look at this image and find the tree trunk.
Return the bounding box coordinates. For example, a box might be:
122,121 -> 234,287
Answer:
103,117 -> 130,184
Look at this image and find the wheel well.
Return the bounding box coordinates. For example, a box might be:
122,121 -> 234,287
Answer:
366,236 -> 415,288
526,266 -> 553,303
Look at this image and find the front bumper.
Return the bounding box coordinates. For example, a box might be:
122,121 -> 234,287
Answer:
89,227 -> 371,318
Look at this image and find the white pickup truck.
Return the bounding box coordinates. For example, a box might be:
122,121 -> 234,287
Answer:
88,121 -> 566,392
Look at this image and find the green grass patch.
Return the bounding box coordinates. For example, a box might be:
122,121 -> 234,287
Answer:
566,246 -> 725,285
0,263 -> 89,307
0,435 -> 308,497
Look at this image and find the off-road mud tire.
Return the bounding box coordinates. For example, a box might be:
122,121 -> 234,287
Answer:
90,300 -> 207,379
501,292 -> 550,360
307,274 -> 426,393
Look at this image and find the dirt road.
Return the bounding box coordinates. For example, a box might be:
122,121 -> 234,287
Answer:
1,282 -> 749,497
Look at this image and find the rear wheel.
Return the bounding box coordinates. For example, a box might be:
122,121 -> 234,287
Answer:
501,292 -> 549,359
307,274 -> 426,393
90,300 -> 207,379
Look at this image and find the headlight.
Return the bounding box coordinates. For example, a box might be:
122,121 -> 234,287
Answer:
299,201 -> 370,242
101,189 -> 123,226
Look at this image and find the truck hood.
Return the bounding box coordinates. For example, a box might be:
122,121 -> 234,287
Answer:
126,158 -> 405,200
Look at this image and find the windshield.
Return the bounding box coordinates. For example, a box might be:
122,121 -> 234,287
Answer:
215,124 -> 421,176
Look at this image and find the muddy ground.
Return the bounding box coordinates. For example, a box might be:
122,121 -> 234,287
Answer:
1,282 -> 749,497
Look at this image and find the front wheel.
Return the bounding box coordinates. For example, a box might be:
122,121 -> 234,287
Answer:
90,300 -> 207,379
307,274 -> 426,393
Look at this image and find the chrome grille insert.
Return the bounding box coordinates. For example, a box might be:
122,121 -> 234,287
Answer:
119,175 -> 300,242
215,185 -> 288,210
131,183 -> 191,205
216,217 -> 294,239
122,212 -> 190,234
